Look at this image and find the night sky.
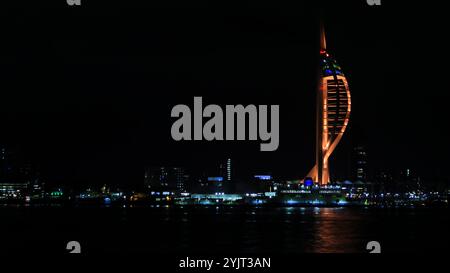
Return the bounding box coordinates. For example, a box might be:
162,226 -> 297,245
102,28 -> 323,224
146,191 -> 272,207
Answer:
0,0 -> 447,188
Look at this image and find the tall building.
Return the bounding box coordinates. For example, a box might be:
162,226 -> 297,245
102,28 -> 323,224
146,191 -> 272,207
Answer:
144,167 -> 188,193
306,25 -> 352,185
173,167 -> 188,192
0,146 -> 12,181
353,146 -> 368,182
219,157 -> 232,181
226,158 -> 232,181
399,168 -> 421,192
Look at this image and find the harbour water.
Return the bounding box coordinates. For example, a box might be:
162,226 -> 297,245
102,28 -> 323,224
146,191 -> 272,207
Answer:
0,205 -> 448,254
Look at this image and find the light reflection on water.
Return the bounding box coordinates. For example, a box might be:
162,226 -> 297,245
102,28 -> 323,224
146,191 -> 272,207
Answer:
0,205 -> 448,253
169,206 -> 447,253
308,207 -> 361,253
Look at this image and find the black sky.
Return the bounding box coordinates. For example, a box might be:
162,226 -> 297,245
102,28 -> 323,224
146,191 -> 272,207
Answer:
0,0 -> 447,187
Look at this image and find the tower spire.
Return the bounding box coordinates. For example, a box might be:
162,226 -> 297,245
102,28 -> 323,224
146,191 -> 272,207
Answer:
320,23 -> 327,51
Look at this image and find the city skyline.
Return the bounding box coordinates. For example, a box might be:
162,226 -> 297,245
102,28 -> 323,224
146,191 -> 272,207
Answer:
2,140 -> 446,197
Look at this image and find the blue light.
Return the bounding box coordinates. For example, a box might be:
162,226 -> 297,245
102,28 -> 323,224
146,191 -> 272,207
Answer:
304,178 -> 314,187
207,177 -> 224,182
254,175 -> 272,180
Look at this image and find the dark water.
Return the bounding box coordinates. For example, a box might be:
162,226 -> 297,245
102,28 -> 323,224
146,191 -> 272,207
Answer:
0,206 -> 448,254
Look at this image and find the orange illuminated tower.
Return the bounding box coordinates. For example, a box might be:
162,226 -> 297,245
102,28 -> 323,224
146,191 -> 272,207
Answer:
306,25 -> 351,185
